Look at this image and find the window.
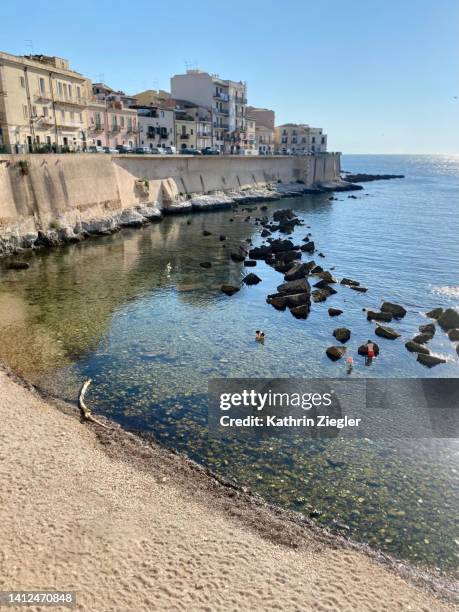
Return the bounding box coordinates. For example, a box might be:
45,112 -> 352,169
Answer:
321,136 -> 325,144
70,112 -> 75,121
79,113 -> 83,123
31,105 -> 37,117
120,116 -> 125,127
20,76 -> 25,88
76,86 -> 81,98
312,137 -> 316,143
39,77 -> 45,93
23,105 -> 28,119
43,107 -> 48,117
61,110 -> 65,121
58,82 -> 63,97
160,111 -> 164,117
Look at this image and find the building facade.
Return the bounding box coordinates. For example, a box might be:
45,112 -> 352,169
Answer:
255,124 -> 275,154
132,89 -> 171,107
87,83 -> 138,149
171,70 -> 247,153
0,52 -> 90,153
136,106 -> 175,150
246,106 -> 275,130
274,123 -> 327,154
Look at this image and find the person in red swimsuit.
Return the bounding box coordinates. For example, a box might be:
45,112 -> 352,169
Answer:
366,340 -> 375,365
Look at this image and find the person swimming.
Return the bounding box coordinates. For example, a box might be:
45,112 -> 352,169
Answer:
255,330 -> 265,342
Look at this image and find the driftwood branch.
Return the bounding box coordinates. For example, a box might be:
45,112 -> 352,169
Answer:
78,379 -> 110,429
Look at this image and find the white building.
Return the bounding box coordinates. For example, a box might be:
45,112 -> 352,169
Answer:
274,123 -> 327,154
170,70 -> 247,153
135,106 -> 175,150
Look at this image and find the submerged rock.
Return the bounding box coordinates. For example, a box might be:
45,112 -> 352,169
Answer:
405,340 -> 430,354
328,308 -> 343,317
417,353 -> 446,368
221,284 -> 240,296
4,261 -> 30,270
326,346 -> 347,361
448,329 -> 459,341
242,273 -> 262,286
230,252 -> 245,262
438,308 -> 459,330
350,285 -> 368,293
375,325 -> 401,340
381,301 -> 407,318
199,262 -> 212,268
202,230 -> 212,236
333,328 -> 351,343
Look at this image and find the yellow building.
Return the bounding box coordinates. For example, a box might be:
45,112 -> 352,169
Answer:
132,89 -> 171,107
174,110 -> 197,151
274,123 -> 327,154
0,51 -> 91,153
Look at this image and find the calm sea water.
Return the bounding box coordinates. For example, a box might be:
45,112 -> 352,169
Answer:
0,154 -> 458,574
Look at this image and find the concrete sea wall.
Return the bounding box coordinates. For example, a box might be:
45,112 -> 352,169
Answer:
0,153 -> 341,255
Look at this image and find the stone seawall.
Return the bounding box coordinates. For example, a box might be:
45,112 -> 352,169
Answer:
0,153 -> 342,255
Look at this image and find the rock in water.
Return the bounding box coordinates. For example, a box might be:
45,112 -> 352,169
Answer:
266,294 -> 288,310
219,235 -> 227,241
277,278 -> 311,295
221,285 -> 240,296
300,241 -> 315,253
333,328 -> 351,343
438,308 -> 459,330
340,278 -> 360,287
381,302 -> 407,318
328,308 -> 343,317
358,343 -> 380,356
326,346 -> 347,361
199,262 -> 212,268
244,260 -> 257,267
202,230 -> 212,236
242,273 -> 262,286
405,340 -> 430,354
412,332 -> 434,344
290,304 -> 310,319
249,246 -> 272,260
5,261 -> 30,270
230,252 -> 245,262
426,307 -> 443,319
448,329 -> 459,341
419,323 -> 436,335
367,310 -> 393,323
375,326 -> 401,340
350,286 -> 368,293
261,229 -> 271,237
284,262 -> 309,281
417,353 -> 446,368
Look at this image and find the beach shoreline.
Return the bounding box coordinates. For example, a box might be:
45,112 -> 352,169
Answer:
1,361 -> 456,611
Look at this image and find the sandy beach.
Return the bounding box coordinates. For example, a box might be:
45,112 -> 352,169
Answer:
0,368 -> 455,612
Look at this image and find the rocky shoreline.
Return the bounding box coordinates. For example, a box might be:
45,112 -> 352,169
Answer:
0,180 -> 361,258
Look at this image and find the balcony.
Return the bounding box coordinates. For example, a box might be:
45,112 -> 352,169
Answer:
126,127 -> 137,134
56,121 -> 82,130
197,132 -> 211,138
54,93 -> 87,107
110,124 -> 121,133
214,108 -> 229,116
213,92 -> 229,102
35,90 -> 52,102
180,134 -> 190,140
38,116 -> 55,128
92,123 -> 104,132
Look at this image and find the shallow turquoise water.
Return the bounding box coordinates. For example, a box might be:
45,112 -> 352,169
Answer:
0,154 -> 458,574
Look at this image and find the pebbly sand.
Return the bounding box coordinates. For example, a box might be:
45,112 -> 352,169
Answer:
0,367 -> 456,611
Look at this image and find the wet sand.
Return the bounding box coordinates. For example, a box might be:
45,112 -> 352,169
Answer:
0,367 -> 456,611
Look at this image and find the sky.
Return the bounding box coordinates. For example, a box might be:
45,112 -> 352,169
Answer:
2,0 -> 458,154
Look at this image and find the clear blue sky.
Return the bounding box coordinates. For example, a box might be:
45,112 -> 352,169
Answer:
2,0 -> 458,153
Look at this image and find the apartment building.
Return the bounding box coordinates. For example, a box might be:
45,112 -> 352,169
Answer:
87,83 -> 138,149
0,51 -> 90,153
135,106 -> 175,150
170,70 -> 247,153
256,124 -> 274,154
274,123 -> 327,154
245,117 -> 258,154
133,89 -> 171,107
246,106 -> 275,130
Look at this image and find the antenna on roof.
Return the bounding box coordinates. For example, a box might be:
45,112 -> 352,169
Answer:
185,60 -> 193,71
24,39 -> 34,55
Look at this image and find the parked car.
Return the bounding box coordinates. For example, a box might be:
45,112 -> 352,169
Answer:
180,148 -> 202,155
146,146 -> 165,155
134,146 -> 150,154
165,146 -> 176,155
201,147 -> 220,155
104,147 -> 119,154
116,145 -> 133,154
88,145 -> 105,154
